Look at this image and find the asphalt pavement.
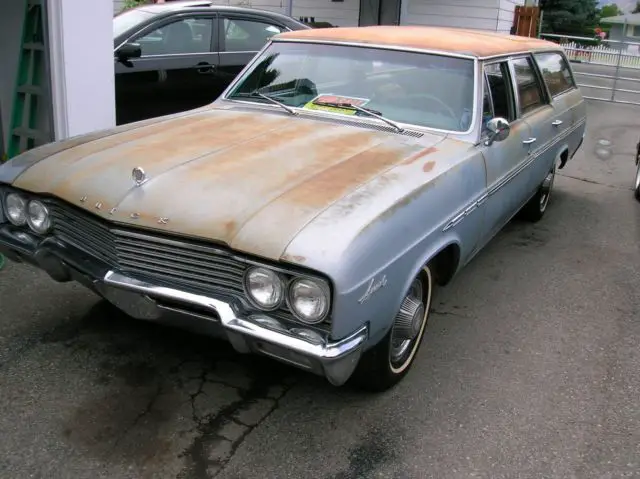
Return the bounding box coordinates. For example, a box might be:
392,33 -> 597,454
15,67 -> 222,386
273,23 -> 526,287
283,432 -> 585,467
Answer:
0,100 -> 639,479
571,61 -> 640,105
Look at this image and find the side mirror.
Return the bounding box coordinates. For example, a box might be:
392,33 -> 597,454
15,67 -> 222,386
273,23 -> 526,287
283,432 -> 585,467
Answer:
484,117 -> 511,146
116,42 -> 142,62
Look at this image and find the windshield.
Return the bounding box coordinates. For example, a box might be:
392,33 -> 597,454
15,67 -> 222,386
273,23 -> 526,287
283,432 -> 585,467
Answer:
226,42 -> 476,133
113,9 -> 155,38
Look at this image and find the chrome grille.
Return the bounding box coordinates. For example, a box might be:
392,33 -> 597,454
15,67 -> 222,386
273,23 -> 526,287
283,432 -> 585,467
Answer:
47,201 -> 321,328
114,230 -> 246,295
49,202 -> 245,296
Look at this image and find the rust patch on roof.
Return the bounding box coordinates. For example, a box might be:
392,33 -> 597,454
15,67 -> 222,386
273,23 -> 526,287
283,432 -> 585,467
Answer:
275,26 -> 560,58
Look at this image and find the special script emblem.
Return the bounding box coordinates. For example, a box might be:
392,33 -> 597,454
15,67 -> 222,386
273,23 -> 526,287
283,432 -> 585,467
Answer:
132,167 -> 148,187
358,275 -> 388,304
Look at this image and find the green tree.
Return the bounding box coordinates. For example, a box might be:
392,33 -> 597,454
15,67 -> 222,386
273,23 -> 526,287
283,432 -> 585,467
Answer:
540,0 -> 600,35
633,2 -> 640,14
600,3 -> 622,17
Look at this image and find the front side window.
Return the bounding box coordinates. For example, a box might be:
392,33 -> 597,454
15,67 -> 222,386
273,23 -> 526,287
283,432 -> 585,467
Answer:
223,18 -> 284,52
226,42 -> 476,132
512,56 -> 547,116
134,17 -> 213,56
534,52 -> 575,97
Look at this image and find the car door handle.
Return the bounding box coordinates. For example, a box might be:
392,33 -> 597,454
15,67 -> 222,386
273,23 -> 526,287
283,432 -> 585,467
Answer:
522,138 -> 537,145
195,62 -> 215,74
552,120 -> 563,127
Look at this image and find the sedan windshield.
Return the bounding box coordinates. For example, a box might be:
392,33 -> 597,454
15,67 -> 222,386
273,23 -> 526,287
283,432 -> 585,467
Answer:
226,42 -> 476,133
113,9 -> 155,38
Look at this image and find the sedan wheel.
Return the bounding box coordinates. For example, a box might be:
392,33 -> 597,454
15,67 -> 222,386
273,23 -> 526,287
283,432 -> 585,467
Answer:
352,266 -> 432,392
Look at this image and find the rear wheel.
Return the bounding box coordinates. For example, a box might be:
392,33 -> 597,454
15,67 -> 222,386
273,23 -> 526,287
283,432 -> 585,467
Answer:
634,161 -> 640,202
352,265 -> 433,392
521,161 -> 557,222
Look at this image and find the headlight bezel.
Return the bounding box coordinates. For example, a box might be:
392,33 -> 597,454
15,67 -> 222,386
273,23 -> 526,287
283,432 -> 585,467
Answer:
286,276 -> 332,325
3,192 -> 28,226
242,266 -> 287,312
1,187 -> 53,234
242,263 -> 333,325
26,199 -> 52,234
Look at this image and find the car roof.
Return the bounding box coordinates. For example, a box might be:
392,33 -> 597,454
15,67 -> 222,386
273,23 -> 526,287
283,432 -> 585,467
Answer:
137,1 -> 293,18
275,26 -> 561,58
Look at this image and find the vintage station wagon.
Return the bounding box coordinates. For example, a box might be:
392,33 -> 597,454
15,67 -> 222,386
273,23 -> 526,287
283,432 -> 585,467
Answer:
0,26 -> 586,391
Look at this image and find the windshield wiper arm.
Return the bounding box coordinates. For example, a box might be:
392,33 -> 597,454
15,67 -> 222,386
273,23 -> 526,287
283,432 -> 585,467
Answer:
254,91 -> 296,115
311,100 -> 404,132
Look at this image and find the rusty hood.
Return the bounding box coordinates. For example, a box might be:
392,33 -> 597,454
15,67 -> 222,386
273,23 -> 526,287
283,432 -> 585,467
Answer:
11,107 -> 446,261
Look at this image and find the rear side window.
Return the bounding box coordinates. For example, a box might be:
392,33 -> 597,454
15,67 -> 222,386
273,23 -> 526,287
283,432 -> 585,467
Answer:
511,56 -> 547,116
534,52 -> 576,97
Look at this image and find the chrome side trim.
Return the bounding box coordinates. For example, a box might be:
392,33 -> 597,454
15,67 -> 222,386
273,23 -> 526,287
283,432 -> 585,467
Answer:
442,118 -> 586,232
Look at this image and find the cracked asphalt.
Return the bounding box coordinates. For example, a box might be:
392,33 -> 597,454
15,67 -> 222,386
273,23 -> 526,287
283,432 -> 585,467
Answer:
1,100 -> 639,479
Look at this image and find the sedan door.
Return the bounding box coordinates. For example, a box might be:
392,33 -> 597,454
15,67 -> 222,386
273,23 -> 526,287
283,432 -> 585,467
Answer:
114,13 -> 219,125
213,14 -> 289,98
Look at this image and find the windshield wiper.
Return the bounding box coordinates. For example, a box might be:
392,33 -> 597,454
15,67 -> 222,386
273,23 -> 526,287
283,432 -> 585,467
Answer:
310,100 -> 404,133
237,90 -> 296,115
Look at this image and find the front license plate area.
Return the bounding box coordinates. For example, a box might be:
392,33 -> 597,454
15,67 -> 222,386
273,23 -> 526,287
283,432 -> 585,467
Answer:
98,285 -> 162,320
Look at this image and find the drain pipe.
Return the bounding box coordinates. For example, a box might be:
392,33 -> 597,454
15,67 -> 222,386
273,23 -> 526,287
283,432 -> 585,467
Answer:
285,0 -> 293,17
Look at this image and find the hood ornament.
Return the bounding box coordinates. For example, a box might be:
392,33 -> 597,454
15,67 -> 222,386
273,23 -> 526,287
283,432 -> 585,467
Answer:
132,167 -> 148,187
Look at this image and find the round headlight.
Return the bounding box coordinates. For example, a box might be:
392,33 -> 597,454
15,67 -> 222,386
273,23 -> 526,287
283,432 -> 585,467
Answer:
4,193 -> 28,226
26,200 -> 52,234
288,278 -> 330,324
244,267 -> 284,310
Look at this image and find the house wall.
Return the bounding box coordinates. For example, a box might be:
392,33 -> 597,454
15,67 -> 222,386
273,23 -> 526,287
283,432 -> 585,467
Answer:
401,0 -> 524,33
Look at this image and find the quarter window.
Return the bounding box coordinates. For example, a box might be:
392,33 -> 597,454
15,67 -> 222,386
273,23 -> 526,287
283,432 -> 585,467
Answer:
223,18 -> 284,52
534,52 -> 575,97
512,56 -> 547,116
134,18 -> 213,56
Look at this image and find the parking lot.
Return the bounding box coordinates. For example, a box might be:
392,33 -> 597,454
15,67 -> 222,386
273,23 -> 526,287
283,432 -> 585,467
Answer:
0,100 -> 639,479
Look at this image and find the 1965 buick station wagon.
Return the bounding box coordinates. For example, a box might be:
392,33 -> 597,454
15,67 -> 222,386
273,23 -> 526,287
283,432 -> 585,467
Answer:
0,26 -> 586,391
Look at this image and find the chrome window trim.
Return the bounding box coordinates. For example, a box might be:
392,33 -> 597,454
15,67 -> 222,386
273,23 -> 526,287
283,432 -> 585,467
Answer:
507,54 -> 551,120
532,50 -> 579,99
220,39 -> 480,137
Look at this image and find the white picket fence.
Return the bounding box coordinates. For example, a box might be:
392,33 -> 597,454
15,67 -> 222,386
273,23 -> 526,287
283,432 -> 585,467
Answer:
560,41 -> 640,69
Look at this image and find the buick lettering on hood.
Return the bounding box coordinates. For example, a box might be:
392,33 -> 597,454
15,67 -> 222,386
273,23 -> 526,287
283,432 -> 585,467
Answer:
0,26 -> 585,391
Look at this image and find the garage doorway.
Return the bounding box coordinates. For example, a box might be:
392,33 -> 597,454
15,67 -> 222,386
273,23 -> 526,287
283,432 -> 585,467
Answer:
359,0 -> 402,27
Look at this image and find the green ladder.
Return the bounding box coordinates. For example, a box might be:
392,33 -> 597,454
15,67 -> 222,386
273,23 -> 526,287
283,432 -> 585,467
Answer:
5,0 -> 52,161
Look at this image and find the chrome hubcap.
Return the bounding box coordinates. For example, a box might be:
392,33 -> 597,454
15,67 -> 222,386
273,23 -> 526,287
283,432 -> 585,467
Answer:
390,279 -> 425,364
539,167 -> 555,212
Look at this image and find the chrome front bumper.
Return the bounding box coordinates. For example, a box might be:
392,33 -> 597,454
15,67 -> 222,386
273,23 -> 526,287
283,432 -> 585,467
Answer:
0,226 -> 368,386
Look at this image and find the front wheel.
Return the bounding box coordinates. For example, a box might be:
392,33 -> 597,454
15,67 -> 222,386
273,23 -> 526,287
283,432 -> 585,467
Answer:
352,265 -> 433,392
634,161 -> 640,202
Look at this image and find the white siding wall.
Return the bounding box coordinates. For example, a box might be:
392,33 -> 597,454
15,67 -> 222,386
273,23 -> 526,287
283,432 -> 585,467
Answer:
497,0 -> 523,33
402,0 -> 524,32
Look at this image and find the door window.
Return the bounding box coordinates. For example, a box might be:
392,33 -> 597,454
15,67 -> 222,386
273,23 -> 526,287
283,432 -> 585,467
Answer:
533,52 -> 576,97
511,56 -> 547,116
134,17 -> 213,56
222,18 -> 284,52
482,62 -> 514,134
